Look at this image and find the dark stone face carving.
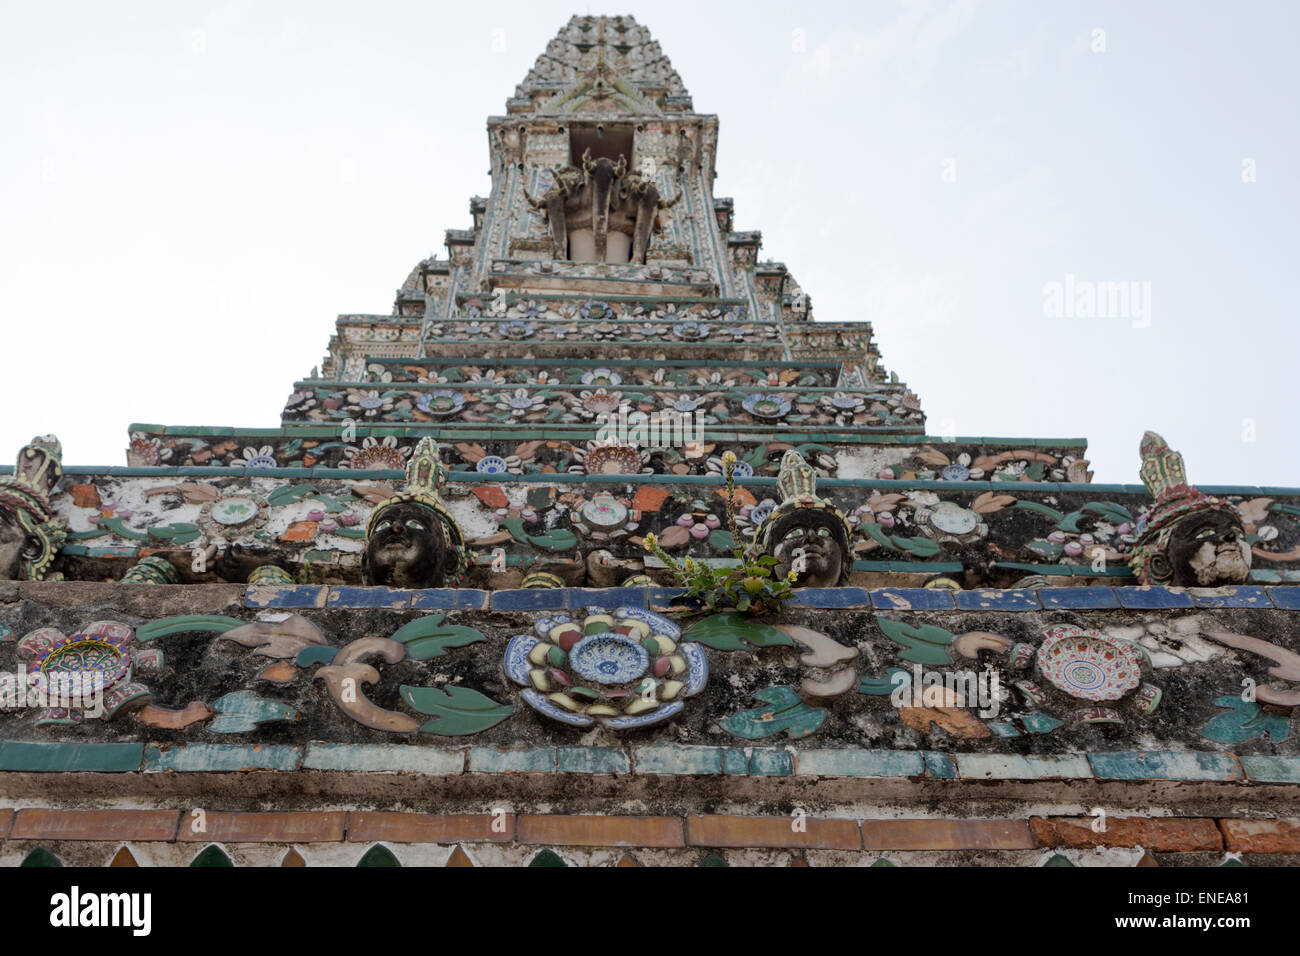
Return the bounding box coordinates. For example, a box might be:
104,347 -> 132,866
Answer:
1162,509 -> 1252,587
363,502 -> 450,588
768,511 -> 851,589
0,505 -> 40,580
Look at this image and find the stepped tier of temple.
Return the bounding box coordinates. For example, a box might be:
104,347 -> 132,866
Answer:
1,15 -> 1297,870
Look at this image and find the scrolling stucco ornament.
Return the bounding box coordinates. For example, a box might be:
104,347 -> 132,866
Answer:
0,436 -> 67,581
1130,432 -> 1251,587
525,149 -> 679,264
754,450 -> 852,588
362,437 -> 467,588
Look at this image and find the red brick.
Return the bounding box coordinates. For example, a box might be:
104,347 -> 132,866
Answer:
861,819 -> 1033,851
348,812 -> 513,844
687,815 -> 860,850
1220,819 -> 1300,854
177,811 -> 345,843
11,809 -> 179,842
0,809 -> 12,839
519,815 -> 684,847
1030,817 -> 1221,852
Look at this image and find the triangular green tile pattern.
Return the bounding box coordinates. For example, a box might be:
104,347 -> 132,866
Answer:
357,844 -> 401,867
191,845 -> 235,867
20,847 -> 61,867
529,849 -> 567,867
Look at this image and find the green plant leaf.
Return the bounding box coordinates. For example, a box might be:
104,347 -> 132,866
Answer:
1197,696 -> 1291,744
136,615 -> 244,643
875,616 -> 954,665
296,645 -> 337,667
305,494 -> 349,513
399,684 -> 515,735
1013,501 -> 1066,522
390,616 -> 485,659
147,522 -> 202,545
859,667 -> 912,696
1057,501 -> 1135,533
267,484 -> 318,507
1026,539 -> 1064,561
96,516 -> 149,541
684,611 -> 794,650
499,516 -> 577,552
892,535 -> 941,558
721,686 -> 826,740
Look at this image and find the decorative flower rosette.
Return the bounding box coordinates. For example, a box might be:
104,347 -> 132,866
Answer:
198,493 -> 270,540
417,390 -> 466,417
504,607 -> 708,729
9,621 -> 161,724
581,444 -> 645,476
1035,625 -> 1145,702
742,393 -> 791,420
569,492 -> 639,540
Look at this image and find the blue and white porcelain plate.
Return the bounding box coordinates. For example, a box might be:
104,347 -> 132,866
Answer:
603,701 -> 685,730
569,634 -> 649,685
520,689 -> 595,728
503,634 -> 538,686
679,642 -> 709,697
613,607 -> 680,640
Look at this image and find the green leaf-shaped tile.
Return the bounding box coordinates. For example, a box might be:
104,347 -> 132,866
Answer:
876,616 -> 954,665
267,484 -> 318,507
390,616 -> 485,659
1197,696 -> 1291,744
685,612 -> 794,651
721,686 -> 826,740
399,684 -> 515,735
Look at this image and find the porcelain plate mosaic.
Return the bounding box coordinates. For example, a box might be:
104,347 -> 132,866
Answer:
503,606 -> 708,730
1035,625 -> 1143,702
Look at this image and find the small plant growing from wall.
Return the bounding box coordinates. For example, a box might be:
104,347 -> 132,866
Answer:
643,453 -> 797,615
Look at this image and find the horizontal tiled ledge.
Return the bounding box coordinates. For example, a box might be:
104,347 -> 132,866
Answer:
7,810 -> 1299,852
31,469 -> 1257,500
286,380 -> 906,396
238,583 -> 1300,612
119,425 -> 1085,447
363,356 -> 843,370
4,742 -> 1300,784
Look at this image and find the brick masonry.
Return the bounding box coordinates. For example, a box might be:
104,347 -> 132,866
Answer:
3,810 -> 1297,864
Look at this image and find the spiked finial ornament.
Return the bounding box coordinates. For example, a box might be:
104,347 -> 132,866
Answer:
0,435 -> 68,580
1130,431 -> 1247,585
1138,431 -> 1191,503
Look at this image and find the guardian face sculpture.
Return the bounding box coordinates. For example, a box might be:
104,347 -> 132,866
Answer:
0,436 -> 66,581
1130,431 -> 1251,587
755,450 -> 852,588
363,438 -> 467,587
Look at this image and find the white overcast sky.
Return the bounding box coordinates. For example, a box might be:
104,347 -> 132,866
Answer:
1,0 -> 1296,485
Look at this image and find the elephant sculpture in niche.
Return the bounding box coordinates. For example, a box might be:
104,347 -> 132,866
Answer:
525,149 -> 679,263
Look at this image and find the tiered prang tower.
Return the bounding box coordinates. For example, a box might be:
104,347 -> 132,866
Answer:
1,16 -> 1298,869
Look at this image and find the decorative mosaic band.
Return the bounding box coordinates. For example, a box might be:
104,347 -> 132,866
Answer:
2,741 -> 1299,784
241,583 -> 1300,612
